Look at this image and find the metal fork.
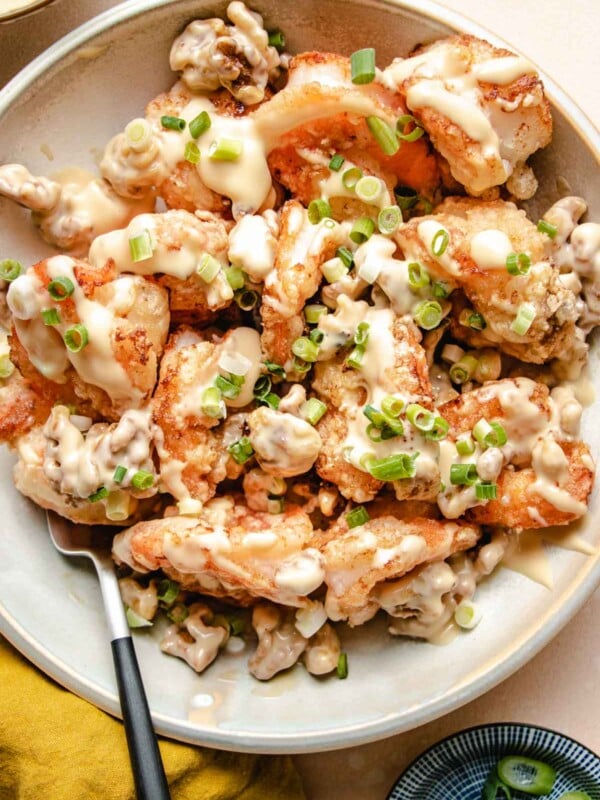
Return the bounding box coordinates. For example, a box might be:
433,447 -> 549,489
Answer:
46,511 -> 171,800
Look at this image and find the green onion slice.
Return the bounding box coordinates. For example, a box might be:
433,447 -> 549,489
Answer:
367,453 -> 418,481
126,607 -> 153,628
234,289 -> 258,310
345,505 -> 370,528
160,115 -> 186,132
0,356 -> 14,379
157,579 -> 180,605
196,253 -> 221,283
167,603 -> 189,625
557,794 -> 593,800
208,138 -> 243,161
506,252 -> 531,275
41,308 -> 61,326
329,153 -> 345,171
473,418 -> 507,448
346,345 -> 365,370
537,219 -> 558,238
47,276 -> 75,301
456,435 -> 475,456
432,280 -> 451,299
449,354 -> 478,385
431,228 -> 450,256
354,322 -> 370,346
228,436 -> 254,464
0,259 -> 22,282
511,302 -> 536,335
406,403 -> 436,432
301,398 -> 327,426
267,495 -> 285,514
304,304 -> 328,324
225,266 -> 245,290
201,386 -> 225,419
260,392 -> 281,409
125,118 -> 152,151
408,262 -> 430,290
350,47 -> 376,85
449,463 -> 478,486
355,175 -> 384,203
377,205 -> 401,234
253,375 -> 271,400
394,185 -> 418,210
481,768 -> 512,800
88,486 -> 108,503
336,246 -> 354,269
292,336 -> 319,363
396,114 -> 425,142
308,198 -> 333,224
64,324 -> 88,353
459,308 -> 487,331
424,416 -> 449,441
113,465 -> 127,484
341,167 -> 363,189
309,329 -> 324,345
496,756 -> 557,795
350,217 -> 375,244
215,373 -> 243,399
264,360 -> 286,379
267,29 -> 286,51
381,395 -> 404,418
128,230 -> 153,263
413,300 -> 442,330
131,470 -> 154,490
476,482 -> 497,500
454,599 -> 482,629
189,110 -> 211,139
184,141 -> 200,164
363,404 -> 387,428
366,116 -> 400,156
336,651 -> 349,679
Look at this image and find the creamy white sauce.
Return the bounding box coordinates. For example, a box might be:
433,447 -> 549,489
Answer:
274,549 -> 325,595
228,212 -> 277,280
469,229 -> 514,269
248,408 -> 322,477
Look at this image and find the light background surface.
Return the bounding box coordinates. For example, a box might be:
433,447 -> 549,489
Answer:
1,2 -> 598,798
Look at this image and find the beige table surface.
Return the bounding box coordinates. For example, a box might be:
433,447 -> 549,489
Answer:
1,2 -> 598,798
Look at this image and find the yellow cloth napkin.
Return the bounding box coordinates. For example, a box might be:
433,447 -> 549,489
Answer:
0,637 -> 305,800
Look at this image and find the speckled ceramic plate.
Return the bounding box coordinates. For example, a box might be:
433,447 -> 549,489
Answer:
0,0 -> 599,754
387,723 -> 600,799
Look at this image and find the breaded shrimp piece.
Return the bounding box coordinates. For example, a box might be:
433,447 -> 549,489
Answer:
266,52 -> 439,208
395,198 -> 579,364
312,298 -> 439,502
316,512 -> 480,624
260,201 -> 348,372
7,257 -> 169,420
88,208 -> 233,325
112,498 -> 323,608
381,34 -> 552,197
152,327 -> 261,505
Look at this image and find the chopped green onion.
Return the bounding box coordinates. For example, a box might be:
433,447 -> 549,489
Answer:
413,300 -> 442,330
196,253 -> 221,283
264,360 -> 286,379
253,375 -> 271,400
41,308 -> 61,326
363,404 -> 387,428
0,356 -> 14,379
377,205 -> 401,234
157,579 -> 180,606
88,486 -> 108,503
336,246 -> 354,269
396,114 -> 425,142
329,153 -> 345,171
381,395 -> 404,418
456,435 -> 475,456
431,228 -> 450,256
126,607 -> 153,628
301,398 -> 327,426
161,115 -> 186,132
511,302 -> 536,335
341,167 -> 363,189
260,392 -> 281,409
208,138 -> 243,161
292,357 -> 311,375
308,198 -> 332,224
309,328 -> 324,345
449,354 -> 478,385
367,453 -> 418,481
336,651 -> 349,679
473,419 -> 507,448
292,336 -> 319,363
234,289 -> 258,310
128,230 -> 153,263
225,266 -> 245,290
474,351 -> 501,383
125,118 -> 153,151
64,324 -> 88,353
407,262 -> 430,290
267,495 -> 285,514
346,345 -> 365,369
366,423 -> 384,442
459,309 -> 486,331
506,252 -> 531,275
497,756 -> 557,795
432,280 -> 451,299
184,141 -> 200,164
304,304 -> 328,324
167,603 -> 188,624
350,47 -> 376,85
131,470 -> 154,490
355,175 -> 384,203
189,110 -> 211,139
321,257 -> 347,283
482,768 -> 512,800
537,219 -> 558,238
350,216 -> 375,244
366,116 -> 400,156
0,259 -> 22,282
267,29 -> 286,50
418,197 -> 433,215
454,600 -> 482,629
345,506 -> 370,528
106,490 -> 131,522
228,436 -> 254,464
424,416 -> 449,441
406,403 -> 436,432
449,463 -> 478,486
47,276 -> 75,301
476,482 -> 497,500
354,321 -> 370,346
113,465 -> 127,484
557,794 -> 593,800
394,185 -> 418,210
215,373 -> 243,399
201,386 -> 225,418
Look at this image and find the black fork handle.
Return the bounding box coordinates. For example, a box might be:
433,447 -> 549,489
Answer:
111,636 -> 171,800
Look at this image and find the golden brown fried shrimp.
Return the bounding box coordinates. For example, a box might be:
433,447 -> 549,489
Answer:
395,198 -> 580,364
382,34 -> 552,197
315,512 -> 480,624
112,498 -> 321,607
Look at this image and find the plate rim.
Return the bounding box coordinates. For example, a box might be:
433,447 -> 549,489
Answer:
0,0 -> 599,754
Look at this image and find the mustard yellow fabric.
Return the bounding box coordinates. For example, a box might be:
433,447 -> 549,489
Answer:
0,637 -> 305,800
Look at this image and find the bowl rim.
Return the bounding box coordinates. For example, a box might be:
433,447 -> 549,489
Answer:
0,0 -> 599,754
0,0 -> 55,24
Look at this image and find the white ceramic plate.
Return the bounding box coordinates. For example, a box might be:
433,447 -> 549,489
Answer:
0,0 -> 599,754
